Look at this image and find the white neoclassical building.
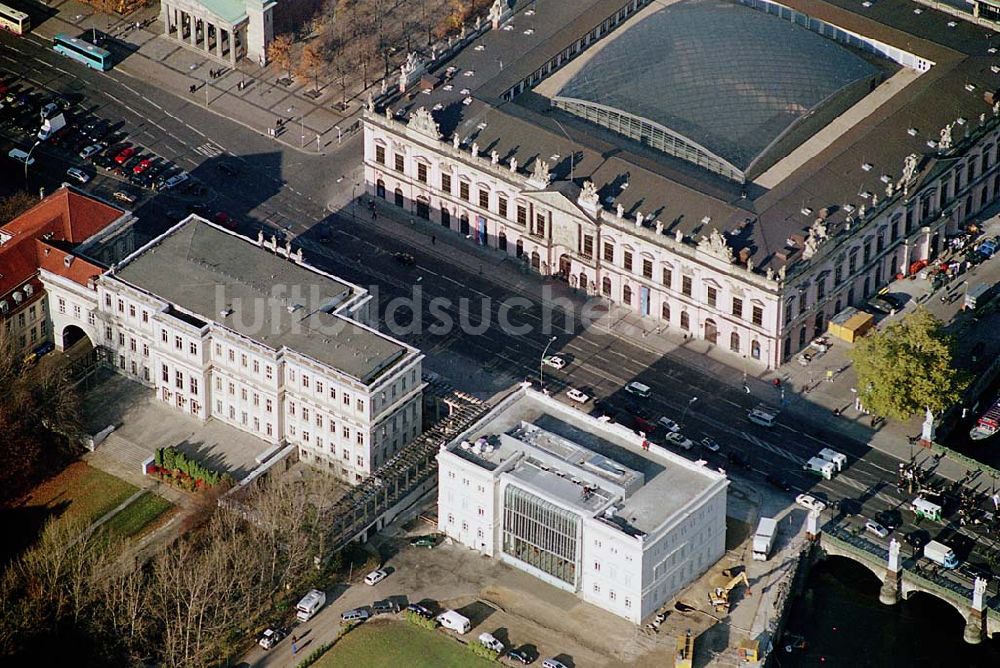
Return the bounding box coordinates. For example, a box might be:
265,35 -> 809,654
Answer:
437,386 -> 728,624
41,217 -> 424,484
362,0 -> 1000,370
160,0 -> 274,67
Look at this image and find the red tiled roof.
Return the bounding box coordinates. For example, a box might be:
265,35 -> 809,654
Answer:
0,187 -> 122,297
36,241 -> 103,288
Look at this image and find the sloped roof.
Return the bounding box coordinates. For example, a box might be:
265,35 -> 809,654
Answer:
36,241 -> 104,288
0,187 -> 123,297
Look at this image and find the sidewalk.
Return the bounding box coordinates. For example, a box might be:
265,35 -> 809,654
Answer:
34,0 -> 364,154
347,197 -> 994,487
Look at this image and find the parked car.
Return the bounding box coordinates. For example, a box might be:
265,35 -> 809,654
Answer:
700,437 -> 720,452
665,432 -> 694,450
566,388 -> 590,403
65,167 -> 90,184
508,647 -> 535,664
765,474 -> 792,492
409,535 -> 438,549
39,101 -> 60,119
865,519 -> 890,538
795,494 -> 827,512
258,627 -> 286,650
542,355 -> 567,370
114,146 -> 135,164
372,599 -> 399,615
364,568 -> 388,586
340,607 -> 371,623
78,141 -> 104,160
542,659 -> 569,668
132,157 -> 153,174
479,632 -> 505,654
406,603 -> 434,619
113,190 -> 137,204
657,416 -> 681,433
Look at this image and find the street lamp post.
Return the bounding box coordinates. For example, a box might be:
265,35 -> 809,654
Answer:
681,396 -> 698,428
351,183 -> 358,220
539,335 -> 557,390
24,140 -> 40,185
300,115 -> 305,148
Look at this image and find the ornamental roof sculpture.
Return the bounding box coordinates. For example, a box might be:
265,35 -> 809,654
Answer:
698,228 -> 734,263
408,107 -> 441,140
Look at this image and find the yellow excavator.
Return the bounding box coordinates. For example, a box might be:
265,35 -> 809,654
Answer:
708,570 -> 751,613
675,629 -> 694,668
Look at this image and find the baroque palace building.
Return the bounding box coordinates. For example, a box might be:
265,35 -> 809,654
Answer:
364,0 -> 1000,369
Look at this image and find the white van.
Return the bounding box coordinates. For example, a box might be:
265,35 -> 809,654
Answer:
625,381 -> 652,399
817,448 -> 847,472
436,609 -> 471,634
747,404 -> 778,427
295,589 -> 326,622
478,632 -> 505,653
911,497 -> 943,522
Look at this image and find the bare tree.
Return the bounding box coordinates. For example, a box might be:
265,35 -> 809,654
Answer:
0,191 -> 37,226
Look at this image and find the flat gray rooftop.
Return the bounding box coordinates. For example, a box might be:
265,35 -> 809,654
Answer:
113,218 -> 409,383
453,389 -> 724,535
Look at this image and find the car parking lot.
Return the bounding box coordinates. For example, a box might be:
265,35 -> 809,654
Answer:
245,532 -> 674,668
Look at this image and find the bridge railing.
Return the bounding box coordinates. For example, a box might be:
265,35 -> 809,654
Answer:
822,526 -> 888,562
904,568 -> 972,601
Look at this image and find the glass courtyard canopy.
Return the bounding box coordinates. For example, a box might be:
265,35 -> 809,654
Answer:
553,0 -> 881,181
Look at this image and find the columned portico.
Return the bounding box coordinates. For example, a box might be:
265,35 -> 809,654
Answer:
160,0 -> 271,66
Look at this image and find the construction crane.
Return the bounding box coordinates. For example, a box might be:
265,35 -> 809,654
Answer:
708,571 -> 751,613
675,629 -> 694,668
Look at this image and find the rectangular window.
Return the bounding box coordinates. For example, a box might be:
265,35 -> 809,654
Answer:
175,370 -> 183,389
253,359 -> 260,374
73,304 -> 81,319
189,342 -> 197,355
302,374 -> 310,389
316,381 -> 323,394
441,172 -> 451,193
161,329 -> 168,343
707,286 -> 717,308
129,304 -> 136,318
623,250 -> 633,272
190,377 -> 198,394
394,153 -> 404,172
752,305 -> 763,326
130,337 -> 137,352
118,332 -> 125,346
265,365 -> 273,381
732,297 -> 743,318
498,196 -> 508,218
174,336 -> 182,350
142,343 -> 149,357
240,354 -> 247,368
642,258 -> 652,279
142,310 -> 149,324
117,299 -> 124,313
58,298 -> 65,314
375,145 -> 385,164
682,276 -> 692,296
604,243 -> 614,262
534,214 -> 545,237
459,181 -> 470,201
582,235 -> 594,258
479,189 -> 489,208
357,398 -> 365,412
662,267 -> 672,288
417,162 -> 427,183
265,398 -> 273,413
517,204 -> 527,226
343,392 -> 351,406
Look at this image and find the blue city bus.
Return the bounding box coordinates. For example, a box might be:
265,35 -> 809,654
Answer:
52,33 -> 112,71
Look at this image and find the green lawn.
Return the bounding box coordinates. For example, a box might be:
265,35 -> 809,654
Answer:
26,462 -> 138,525
314,619 -> 494,668
103,491 -> 174,538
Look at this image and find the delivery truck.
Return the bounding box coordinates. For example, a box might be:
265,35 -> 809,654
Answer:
817,448 -> 847,472
923,540 -> 959,568
37,112 -> 67,141
752,517 -> 777,561
804,457 -> 836,480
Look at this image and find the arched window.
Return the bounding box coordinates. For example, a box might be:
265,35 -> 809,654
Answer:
815,311 -> 825,337
661,302 -> 670,323
498,230 -> 507,251
516,239 -> 524,258
798,326 -> 807,347
680,311 -> 690,330
730,332 -> 740,352
460,215 -> 470,235
531,251 -> 540,270
622,284 -> 632,305
751,340 -> 761,360
416,196 -> 429,220
602,277 -> 612,296
441,207 -> 451,228
394,188 -> 404,207
579,272 -> 588,291
376,180 -> 386,199
783,336 -> 791,360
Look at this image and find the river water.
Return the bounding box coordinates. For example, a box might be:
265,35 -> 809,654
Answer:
779,557 -> 1000,667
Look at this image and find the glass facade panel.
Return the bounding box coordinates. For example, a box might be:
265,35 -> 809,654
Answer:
502,485 -> 580,586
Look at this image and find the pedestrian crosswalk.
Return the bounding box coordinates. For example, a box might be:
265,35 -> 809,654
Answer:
194,142 -> 224,157
741,431 -> 807,466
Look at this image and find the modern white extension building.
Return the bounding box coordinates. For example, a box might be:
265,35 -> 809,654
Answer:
41,216 -> 424,483
365,0 -> 1000,370
437,386 -> 728,623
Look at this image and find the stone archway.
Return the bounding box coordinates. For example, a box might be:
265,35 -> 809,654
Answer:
61,324 -> 91,351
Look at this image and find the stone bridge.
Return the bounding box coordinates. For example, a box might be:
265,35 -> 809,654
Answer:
816,529 -> 1000,643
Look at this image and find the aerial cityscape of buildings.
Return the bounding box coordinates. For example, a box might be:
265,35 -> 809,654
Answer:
4,0 -> 1000,665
